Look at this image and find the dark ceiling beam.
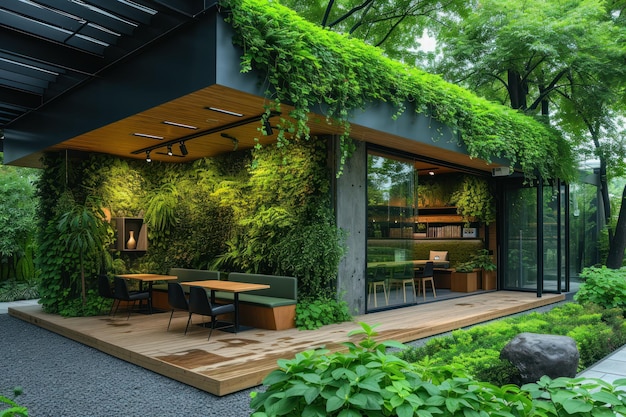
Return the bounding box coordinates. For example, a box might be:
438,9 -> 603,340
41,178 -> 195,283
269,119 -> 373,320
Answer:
0,86 -> 40,109
152,0 -> 217,18
0,28 -> 105,75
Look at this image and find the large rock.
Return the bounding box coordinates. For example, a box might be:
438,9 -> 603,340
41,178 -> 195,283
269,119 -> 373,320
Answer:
500,332 -> 579,383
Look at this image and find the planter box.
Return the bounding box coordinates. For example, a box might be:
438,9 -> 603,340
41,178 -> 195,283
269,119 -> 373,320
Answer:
451,270 -> 479,292
482,270 -> 497,290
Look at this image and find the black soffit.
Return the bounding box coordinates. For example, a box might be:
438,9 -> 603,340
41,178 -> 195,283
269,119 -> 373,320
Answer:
0,0 -> 215,129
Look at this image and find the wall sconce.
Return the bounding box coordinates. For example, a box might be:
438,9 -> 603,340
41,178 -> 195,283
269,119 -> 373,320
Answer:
179,141 -> 188,156
145,150 -> 152,162
167,144 -> 173,156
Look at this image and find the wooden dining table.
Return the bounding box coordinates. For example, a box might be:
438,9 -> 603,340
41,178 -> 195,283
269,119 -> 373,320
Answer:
115,273 -> 178,313
180,280 -> 270,333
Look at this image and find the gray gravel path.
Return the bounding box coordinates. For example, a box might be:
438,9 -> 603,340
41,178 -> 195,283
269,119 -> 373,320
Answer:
0,314 -> 258,417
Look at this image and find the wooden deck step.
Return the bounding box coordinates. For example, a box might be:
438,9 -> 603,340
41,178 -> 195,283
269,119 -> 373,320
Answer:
9,291 -> 564,396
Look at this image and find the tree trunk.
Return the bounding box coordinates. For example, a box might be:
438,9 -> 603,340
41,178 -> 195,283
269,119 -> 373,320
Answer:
606,184 -> 626,268
507,69 -> 527,110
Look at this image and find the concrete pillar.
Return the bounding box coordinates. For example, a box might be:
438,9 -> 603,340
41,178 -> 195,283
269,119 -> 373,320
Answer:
334,139 -> 367,315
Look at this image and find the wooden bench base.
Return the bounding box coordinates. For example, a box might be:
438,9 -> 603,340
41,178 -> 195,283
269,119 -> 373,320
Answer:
237,303 -> 296,331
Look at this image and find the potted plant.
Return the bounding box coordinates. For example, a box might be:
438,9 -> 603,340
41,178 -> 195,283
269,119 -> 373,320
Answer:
468,249 -> 497,290
452,260 -> 480,292
451,249 -> 497,292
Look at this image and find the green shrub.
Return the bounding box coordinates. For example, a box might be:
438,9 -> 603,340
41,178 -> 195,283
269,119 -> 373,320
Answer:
0,279 -> 39,302
574,266 -> 626,310
295,295 -> 352,330
400,302 -> 626,384
250,322 -> 626,416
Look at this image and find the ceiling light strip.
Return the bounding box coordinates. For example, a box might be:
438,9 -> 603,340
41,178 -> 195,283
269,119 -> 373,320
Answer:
162,121 -> 198,130
131,111 -> 279,155
205,106 -> 244,117
133,132 -> 164,140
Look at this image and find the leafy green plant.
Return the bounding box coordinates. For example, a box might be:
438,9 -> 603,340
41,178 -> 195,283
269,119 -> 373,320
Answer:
455,248 -> 496,273
225,0 -> 576,182
400,302 -> 626,383
56,197 -> 111,306
0,155 -> 39,281
0,279 -> 39,302
523,376 -> 626,416
295,295 -> 352,330
574,266 -> 626,310
0,387 -> 27,417
250,322 -> 626,416
450,175 -> 496,225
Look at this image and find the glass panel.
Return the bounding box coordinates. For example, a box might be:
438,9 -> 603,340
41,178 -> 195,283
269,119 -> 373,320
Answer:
502,187 -> 538,290
569,181 -> 600,288
543,184 -> 559,292
367,153 -> 417,311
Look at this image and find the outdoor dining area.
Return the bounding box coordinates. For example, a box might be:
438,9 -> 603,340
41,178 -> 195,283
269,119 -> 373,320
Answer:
8,291 -> 565,396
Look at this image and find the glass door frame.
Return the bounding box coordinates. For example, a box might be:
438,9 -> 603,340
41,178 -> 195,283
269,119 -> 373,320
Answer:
497,176 -> 569,295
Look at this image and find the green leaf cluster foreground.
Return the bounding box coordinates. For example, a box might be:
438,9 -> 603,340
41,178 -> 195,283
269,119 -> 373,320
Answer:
250,322 -> 626,417
224,0 -> 576,181
0,387 -> 27,417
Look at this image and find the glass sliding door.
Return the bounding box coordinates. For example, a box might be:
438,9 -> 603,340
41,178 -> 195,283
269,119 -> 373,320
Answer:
501,179 -> 569,293
366,152 -> 417,311
502,186 -> 538,290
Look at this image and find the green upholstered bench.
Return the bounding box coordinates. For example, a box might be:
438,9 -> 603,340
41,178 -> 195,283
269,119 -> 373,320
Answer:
214,272 -> 297,330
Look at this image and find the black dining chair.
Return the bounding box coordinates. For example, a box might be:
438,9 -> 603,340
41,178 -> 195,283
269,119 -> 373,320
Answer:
97,274 -> 117,315
415,261 -> 437,300
185,286 -> 235,340
167,282 -> 189,331
113,276 -> 151,319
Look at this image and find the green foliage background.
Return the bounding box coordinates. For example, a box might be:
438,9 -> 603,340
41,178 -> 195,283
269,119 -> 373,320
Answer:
224,0 -> 576,182
0,153 -> 39,283
36,138 -> 344,315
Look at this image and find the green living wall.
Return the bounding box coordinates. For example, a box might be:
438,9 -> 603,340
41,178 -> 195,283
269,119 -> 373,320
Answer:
36,138 -> 344,316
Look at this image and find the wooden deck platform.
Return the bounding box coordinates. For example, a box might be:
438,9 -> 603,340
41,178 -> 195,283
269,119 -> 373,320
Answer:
9,291 -> 564,396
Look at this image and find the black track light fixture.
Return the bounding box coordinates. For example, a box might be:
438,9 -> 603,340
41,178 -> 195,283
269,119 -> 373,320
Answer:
145,150 -> 152,162
179,141 -> 188,156
167,144 -> 173,156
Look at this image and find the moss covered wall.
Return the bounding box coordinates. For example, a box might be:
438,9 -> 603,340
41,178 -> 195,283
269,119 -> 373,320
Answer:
36,138 -> 344,313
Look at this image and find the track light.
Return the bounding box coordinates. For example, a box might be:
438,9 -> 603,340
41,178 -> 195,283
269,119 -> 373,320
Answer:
145,151 -> 151,162
262,117 -> 273,136
167,144 -> 173,156
179,141 -> 188,156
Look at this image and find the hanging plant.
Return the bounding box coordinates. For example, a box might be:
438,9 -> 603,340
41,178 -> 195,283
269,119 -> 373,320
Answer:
223,0 -> 576,181
450,176 -> 495,226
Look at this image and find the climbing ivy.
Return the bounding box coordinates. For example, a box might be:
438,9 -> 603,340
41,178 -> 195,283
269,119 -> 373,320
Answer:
223,0 -> 576,181
450,175 -> 496,225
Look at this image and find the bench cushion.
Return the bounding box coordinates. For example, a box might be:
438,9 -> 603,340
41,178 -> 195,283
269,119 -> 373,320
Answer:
169,268 -> 220,282
227,273 -> 297,301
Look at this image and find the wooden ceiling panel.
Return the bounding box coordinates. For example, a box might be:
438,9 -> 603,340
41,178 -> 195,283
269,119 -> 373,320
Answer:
45,84 -> 495,174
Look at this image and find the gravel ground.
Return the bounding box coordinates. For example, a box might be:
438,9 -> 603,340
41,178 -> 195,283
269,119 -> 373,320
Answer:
0,298 -> 572,416
0,314 -> 258,417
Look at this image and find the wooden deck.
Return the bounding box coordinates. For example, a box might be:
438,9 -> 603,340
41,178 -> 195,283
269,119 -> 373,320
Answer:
9,291 -> 564,396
